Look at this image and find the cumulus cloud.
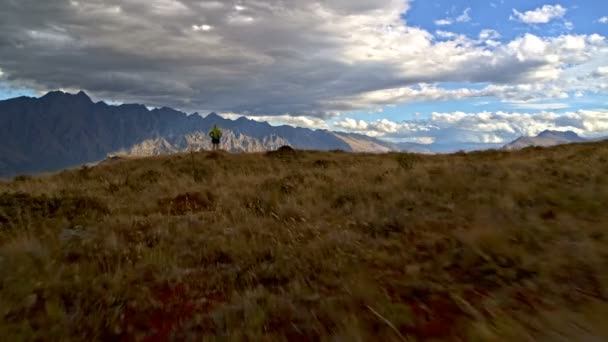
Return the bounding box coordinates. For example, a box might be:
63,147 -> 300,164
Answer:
511,4 -> 567,24
435,7 -> 471,26
335,110 -> 608,146
335,117 -> 433,138
345,33 -> 607,106
599,17 -> 608,24
0,0 -> 605,120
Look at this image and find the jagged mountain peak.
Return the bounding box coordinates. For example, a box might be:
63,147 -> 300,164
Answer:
41,90 -> 92,104
75,90 -> 91,101
41,90 -> 66,98
206,112 -> 223,119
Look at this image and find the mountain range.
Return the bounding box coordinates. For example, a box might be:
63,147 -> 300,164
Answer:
0,91 -> 399,177
503,130 -> 587,150
2,91 -> 602,177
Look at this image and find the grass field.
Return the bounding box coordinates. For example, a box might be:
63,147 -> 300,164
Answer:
1,142 -> 608,341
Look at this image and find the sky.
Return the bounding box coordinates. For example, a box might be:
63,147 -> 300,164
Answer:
1,0 -> 607,149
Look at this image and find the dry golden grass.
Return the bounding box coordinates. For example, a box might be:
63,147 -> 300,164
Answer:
1,142 -> 608,341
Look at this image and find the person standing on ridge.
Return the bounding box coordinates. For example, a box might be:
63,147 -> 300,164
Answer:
209,125 -> 223,151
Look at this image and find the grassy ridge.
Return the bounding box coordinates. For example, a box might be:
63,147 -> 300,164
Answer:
1,142 -> 608,341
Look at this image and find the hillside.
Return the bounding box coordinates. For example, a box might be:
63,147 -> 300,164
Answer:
1,142 -> 608,340
0,91 -> 397,177
504,130 -> 586,150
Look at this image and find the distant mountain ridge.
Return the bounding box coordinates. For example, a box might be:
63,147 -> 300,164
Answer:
503,130 -> 586,150
0,91 -> 398,176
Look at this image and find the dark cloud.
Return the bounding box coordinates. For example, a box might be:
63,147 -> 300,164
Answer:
0,0 -> 605,117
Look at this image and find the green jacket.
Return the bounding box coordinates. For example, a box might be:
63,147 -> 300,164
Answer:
209,126 -> 222,142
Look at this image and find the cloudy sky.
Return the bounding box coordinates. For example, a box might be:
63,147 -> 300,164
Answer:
1,0 -> 607,148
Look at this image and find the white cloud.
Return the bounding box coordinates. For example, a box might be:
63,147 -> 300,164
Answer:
484,40 -> 500,47
435,19 -> 452,26
411,137 -> 436,144
436,30 -> 457,39
599,17 -> 608,24
220,113 -> 330,130
509,33 -> 548,60
511,4 -> 567,24
335,110 -> 608,145
332,31 -> 607,111
561,35 -> 586,51
335,118 -> 432,138
456,8 -> 471,23
336,118 -> 371,131
509,102 -> 569,110
192,24 -> 212,31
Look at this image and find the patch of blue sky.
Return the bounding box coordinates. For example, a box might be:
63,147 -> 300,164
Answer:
0,82 -> 37,101
404,0 -> 608,42
562,93 -> 608,111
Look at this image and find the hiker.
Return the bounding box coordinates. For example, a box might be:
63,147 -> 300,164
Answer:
209,125 -> 222,151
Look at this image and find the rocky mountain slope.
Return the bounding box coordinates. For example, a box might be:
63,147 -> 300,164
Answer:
0,91 -> 398,176
123,131 -> 291,156
504,130 -> 586,150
